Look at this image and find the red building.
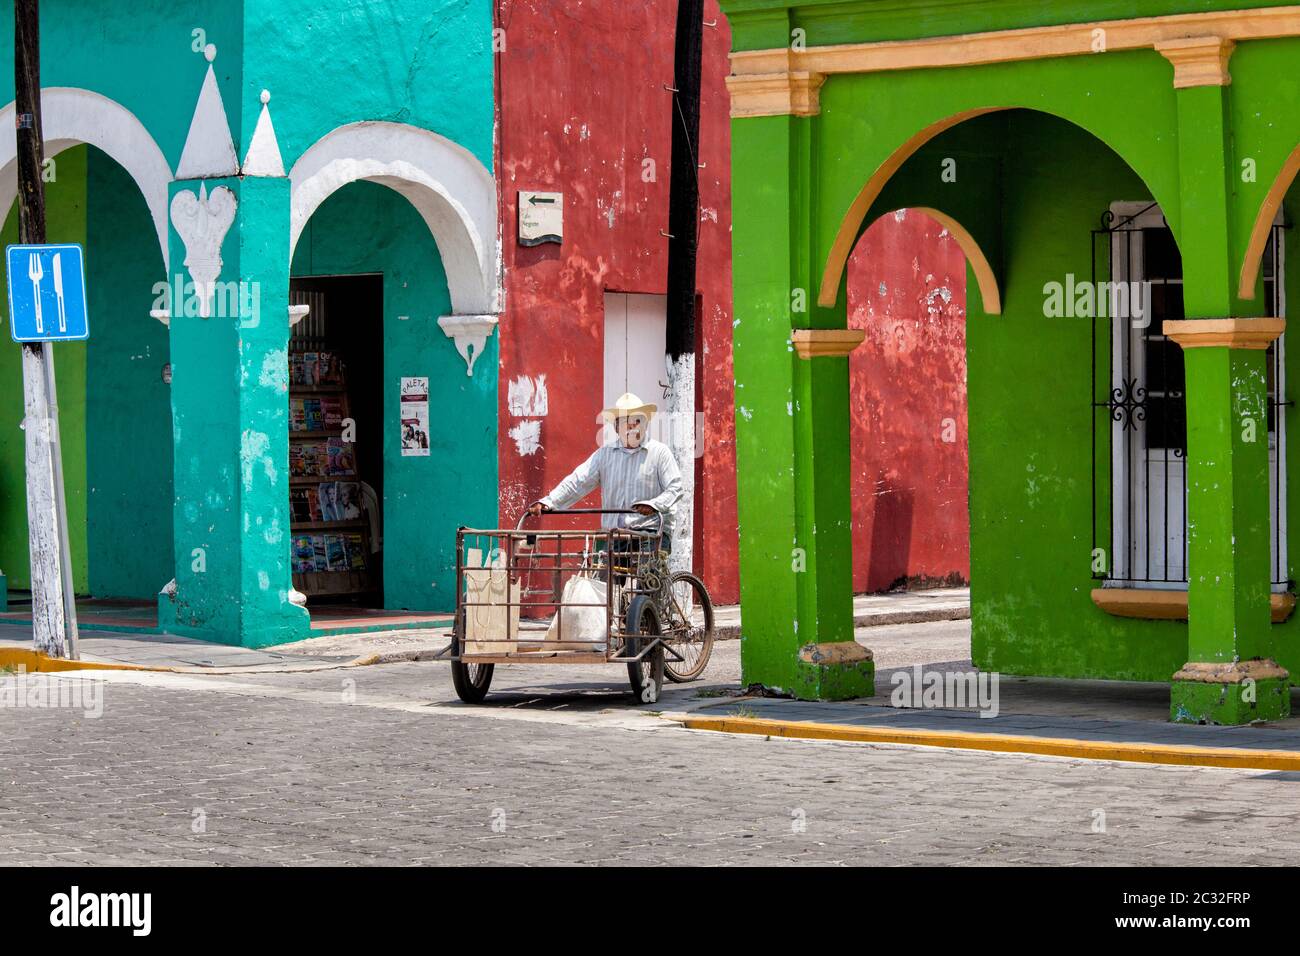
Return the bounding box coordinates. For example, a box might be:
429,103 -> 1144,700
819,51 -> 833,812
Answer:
494,0 -> 968,605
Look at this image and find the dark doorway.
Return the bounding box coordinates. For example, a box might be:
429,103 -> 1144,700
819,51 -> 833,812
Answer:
288,275 -> 384,605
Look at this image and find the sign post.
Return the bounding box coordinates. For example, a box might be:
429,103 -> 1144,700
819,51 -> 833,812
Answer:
7,243 -> 88,661
12,0 -> 80,659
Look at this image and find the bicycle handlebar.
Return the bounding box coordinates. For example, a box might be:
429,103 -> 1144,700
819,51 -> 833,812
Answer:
516,506 -> 665,536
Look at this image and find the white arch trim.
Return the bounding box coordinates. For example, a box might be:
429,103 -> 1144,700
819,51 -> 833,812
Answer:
289,121 -> 500,315
0,88 -> 172,272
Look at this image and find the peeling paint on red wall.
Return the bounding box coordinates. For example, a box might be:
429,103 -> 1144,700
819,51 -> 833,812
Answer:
847,210 -> 971,592
495,4 -> 968,605
495,0 -> 739,601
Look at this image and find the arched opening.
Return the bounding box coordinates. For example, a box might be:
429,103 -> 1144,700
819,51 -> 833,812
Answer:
846,208 -> 968,597
289,121 -> 499,315
1240,140 -> 1300,301
287,178 -> 497,619
833,108 -> 1217,678
0,144 -> 171,621
0,89 -> 171,272
283,123 -> 499,621
821,106 -> 1175,311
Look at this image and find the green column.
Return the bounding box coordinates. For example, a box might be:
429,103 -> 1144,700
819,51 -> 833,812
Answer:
731,105 -> 871,700
1166,74 -> 1288,723
158,175 -> 310,647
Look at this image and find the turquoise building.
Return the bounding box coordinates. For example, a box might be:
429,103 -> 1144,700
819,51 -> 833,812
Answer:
0,1 -> 501,647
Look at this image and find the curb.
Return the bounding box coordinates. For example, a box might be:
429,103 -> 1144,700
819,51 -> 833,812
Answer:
712,605 -> 970,641
0,648 -> 160,673
854,606 -> 971,628
0,646 -> 440,676
677,713 -> 1300,771
341,648 -> 448,666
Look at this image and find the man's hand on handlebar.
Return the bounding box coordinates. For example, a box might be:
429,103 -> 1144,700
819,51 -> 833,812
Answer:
632,504 -> 656,516
527,501 -> 551,517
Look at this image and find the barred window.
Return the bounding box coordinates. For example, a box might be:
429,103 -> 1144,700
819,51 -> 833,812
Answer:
1092,202 -> 1289,590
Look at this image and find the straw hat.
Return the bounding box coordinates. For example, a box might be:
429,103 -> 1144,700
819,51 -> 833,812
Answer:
601,392 -> 657,422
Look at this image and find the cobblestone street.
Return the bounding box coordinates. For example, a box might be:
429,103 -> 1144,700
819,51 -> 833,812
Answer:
3,624 -> 1300,866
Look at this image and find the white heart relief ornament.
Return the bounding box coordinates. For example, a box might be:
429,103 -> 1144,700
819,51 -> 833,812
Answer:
170,183 -> 237,318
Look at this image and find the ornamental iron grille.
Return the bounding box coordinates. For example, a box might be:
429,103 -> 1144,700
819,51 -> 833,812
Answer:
1091,202 -> 1290,590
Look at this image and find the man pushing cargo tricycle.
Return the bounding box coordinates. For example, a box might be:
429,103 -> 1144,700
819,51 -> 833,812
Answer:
446,393 -> 715,704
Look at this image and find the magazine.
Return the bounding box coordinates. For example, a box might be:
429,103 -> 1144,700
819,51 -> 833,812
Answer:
345,533 -> 367,570
335,482 -> 362,520
318,352 -> 345,385
304,398 -> 323,432
292,536 -> 316,574
327,438 -> 356,476
326,534 -> 348,571
322,396 -> 344,429
317,482 -> 341,522
300,441 -> 326,477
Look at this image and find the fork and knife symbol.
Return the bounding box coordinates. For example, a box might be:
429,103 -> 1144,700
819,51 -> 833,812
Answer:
27,251 -> 66,335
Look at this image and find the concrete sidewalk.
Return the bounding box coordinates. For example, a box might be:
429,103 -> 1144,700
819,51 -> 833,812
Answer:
711,587 -> 969,639
666,663 -> 1300,770
0,587 -> 970,671
0,626 -> 360,673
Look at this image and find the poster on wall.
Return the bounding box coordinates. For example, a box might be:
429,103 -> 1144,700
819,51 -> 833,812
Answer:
400,377 -> 430,456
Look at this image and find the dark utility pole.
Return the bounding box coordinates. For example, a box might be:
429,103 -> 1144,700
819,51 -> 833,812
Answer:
15,0 -> 76,658
663,0 -> 703,572
15,0 -> 43,247
665,0 -> 703,361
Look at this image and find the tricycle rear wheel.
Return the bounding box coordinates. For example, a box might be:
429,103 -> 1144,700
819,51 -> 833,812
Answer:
625,595 -> 665,704
452,661 -> 495,704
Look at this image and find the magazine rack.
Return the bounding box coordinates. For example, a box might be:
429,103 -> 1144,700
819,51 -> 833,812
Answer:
287,347 -> 376,600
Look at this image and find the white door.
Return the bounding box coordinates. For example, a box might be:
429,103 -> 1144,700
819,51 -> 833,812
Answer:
603,291 -> 667,418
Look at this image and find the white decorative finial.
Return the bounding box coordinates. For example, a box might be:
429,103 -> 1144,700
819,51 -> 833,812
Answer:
176,45 -> 239,179
242,87 -> 286,177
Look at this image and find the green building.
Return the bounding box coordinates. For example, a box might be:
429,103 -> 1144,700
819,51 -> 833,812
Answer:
720,0 -> 1300,723
0,1 -> 500,647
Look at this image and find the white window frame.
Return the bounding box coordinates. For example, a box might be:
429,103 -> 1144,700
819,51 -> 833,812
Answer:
1107,201 -> 1287,592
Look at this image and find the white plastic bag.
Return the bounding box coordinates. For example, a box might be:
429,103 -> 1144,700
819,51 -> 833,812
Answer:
544,573 -> 609,651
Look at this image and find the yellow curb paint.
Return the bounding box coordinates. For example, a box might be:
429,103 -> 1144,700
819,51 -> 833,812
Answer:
680,715 -> 1300,771
0,648 -> 163,674
0,646 -> 410,676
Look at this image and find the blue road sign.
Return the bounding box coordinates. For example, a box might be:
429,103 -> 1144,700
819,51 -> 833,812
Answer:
6,244 -> 88,343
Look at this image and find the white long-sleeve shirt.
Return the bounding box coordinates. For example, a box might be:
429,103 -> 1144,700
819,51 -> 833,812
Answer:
540,438 -> 683,541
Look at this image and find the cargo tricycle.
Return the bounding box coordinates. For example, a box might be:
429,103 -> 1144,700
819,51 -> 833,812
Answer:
444,508 -> 714,704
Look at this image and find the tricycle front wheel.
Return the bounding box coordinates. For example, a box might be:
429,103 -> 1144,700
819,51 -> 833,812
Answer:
625,595 -> 665,704
662,571 -> 715,683
452,660 -> 495,704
